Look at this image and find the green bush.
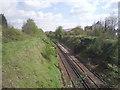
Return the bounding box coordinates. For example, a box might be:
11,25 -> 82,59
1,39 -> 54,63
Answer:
61,36 -> 118,65
41,45 -> 56,61
22,19 -> 43,37
3,27 -> 30,43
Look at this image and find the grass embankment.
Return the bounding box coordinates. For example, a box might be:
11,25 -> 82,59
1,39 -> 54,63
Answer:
2,27 -> 61,88
60,36 -> 119,87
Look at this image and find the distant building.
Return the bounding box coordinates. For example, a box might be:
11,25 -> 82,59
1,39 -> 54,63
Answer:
84,21 -> 102,30
84,26 -> 92,30
92,21 -> 102,30
63,28 -> 74,32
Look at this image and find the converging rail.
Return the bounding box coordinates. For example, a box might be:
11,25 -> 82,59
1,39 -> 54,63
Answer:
57,43 -> 105,89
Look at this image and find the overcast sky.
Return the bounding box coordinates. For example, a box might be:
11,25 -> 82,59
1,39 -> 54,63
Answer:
1,0 -> 118,31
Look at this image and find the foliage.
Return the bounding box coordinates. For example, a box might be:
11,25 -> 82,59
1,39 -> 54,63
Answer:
22,19 -> 43,35
60,35 -> 118,87
2,16 -> 61,88
0,14 -> 8,28
55,26 -> 63,39
61,35 -> 118,65
72,26 -> 83,35
2,27 -> 31,43
3,37 -> 61,88
105,15 -> 118,31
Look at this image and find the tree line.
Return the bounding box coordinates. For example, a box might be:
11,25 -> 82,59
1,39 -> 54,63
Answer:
47,14 -> 118,40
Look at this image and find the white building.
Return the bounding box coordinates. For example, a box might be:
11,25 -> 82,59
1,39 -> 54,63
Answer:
92,21 -> 102,30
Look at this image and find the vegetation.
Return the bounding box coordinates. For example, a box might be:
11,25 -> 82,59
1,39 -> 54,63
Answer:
3,27 -> 31,43
0,14 -> 8,28
63,38 -> 118,87
22,19 -> 43,35
2,16 -> 61,88
3,38 -> 61,88
1,12 -> 119,88
55,26 -> 63,40
47,15 -> 119,88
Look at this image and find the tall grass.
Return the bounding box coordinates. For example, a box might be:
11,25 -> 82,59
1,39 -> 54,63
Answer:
2,24 -> 61,88
3,37 -> 61,88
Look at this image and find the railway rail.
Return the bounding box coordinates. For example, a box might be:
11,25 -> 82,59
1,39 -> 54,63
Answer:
60,43 -> 108,86
57,49 -> 76,88
57,43 -> 105,89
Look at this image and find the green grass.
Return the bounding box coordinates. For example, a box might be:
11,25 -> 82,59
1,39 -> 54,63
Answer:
2,27 -> 32,43
2,37 -> 61,88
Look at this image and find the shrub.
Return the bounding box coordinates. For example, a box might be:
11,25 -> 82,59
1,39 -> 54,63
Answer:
3,27 -> 30,43
22,19 -> 43,37
41,45 -> 56,61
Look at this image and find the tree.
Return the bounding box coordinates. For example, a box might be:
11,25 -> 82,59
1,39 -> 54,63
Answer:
103,15 -> 118,38
22,19 -> 38,34
55,26 -> 63,39
74,26 -> 83,35
105,15 -> 117,34
0,14 -> 8,28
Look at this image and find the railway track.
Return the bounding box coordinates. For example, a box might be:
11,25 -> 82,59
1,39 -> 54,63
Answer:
57,49 -> 76,88
57,45 -> 89,89
57,43 -> 105,89
60,43 -> 107,84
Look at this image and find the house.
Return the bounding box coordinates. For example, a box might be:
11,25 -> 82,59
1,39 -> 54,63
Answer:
92,21 -> 102,30
84,21 -> 102,31
63,28 -> 74,32
84,26 -> 92,30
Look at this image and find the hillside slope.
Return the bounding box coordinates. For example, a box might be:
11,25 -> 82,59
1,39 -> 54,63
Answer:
2,17 -> 61,88
3,36 -> 61,88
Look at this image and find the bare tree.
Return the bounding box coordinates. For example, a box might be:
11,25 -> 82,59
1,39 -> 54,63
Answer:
104,15 -> 118,37
105,15 -> 118,31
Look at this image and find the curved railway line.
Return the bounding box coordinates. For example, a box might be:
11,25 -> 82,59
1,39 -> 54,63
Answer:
58,50 -> 76,88
57,43 -> 105,89
61,43 -> 108,86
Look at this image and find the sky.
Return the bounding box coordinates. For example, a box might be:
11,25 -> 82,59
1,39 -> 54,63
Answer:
1,0 -> 119,31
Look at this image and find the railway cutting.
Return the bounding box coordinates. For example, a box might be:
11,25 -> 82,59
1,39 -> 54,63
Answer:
57,43 -> 105,89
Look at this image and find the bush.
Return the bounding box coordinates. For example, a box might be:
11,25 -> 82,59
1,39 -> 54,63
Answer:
22,19 -> 43,37
85,37 -> 118,64
3,27 -> 30,43
61,36 -> 118,65
41,45 -> 56,61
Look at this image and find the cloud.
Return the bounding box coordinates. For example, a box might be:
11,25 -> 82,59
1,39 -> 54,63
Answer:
1,0 -> 17,14
30,12 -> 77,31
24,0 -> 51,9
67,0 -> 118,27
67,0 -> 100,27
1,0 -> 117,31
102,0 -> 118,13
69,0 -> 99,14
1,0 -> 77,31
102,0 -> 118,9
23,0 -> 68,10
